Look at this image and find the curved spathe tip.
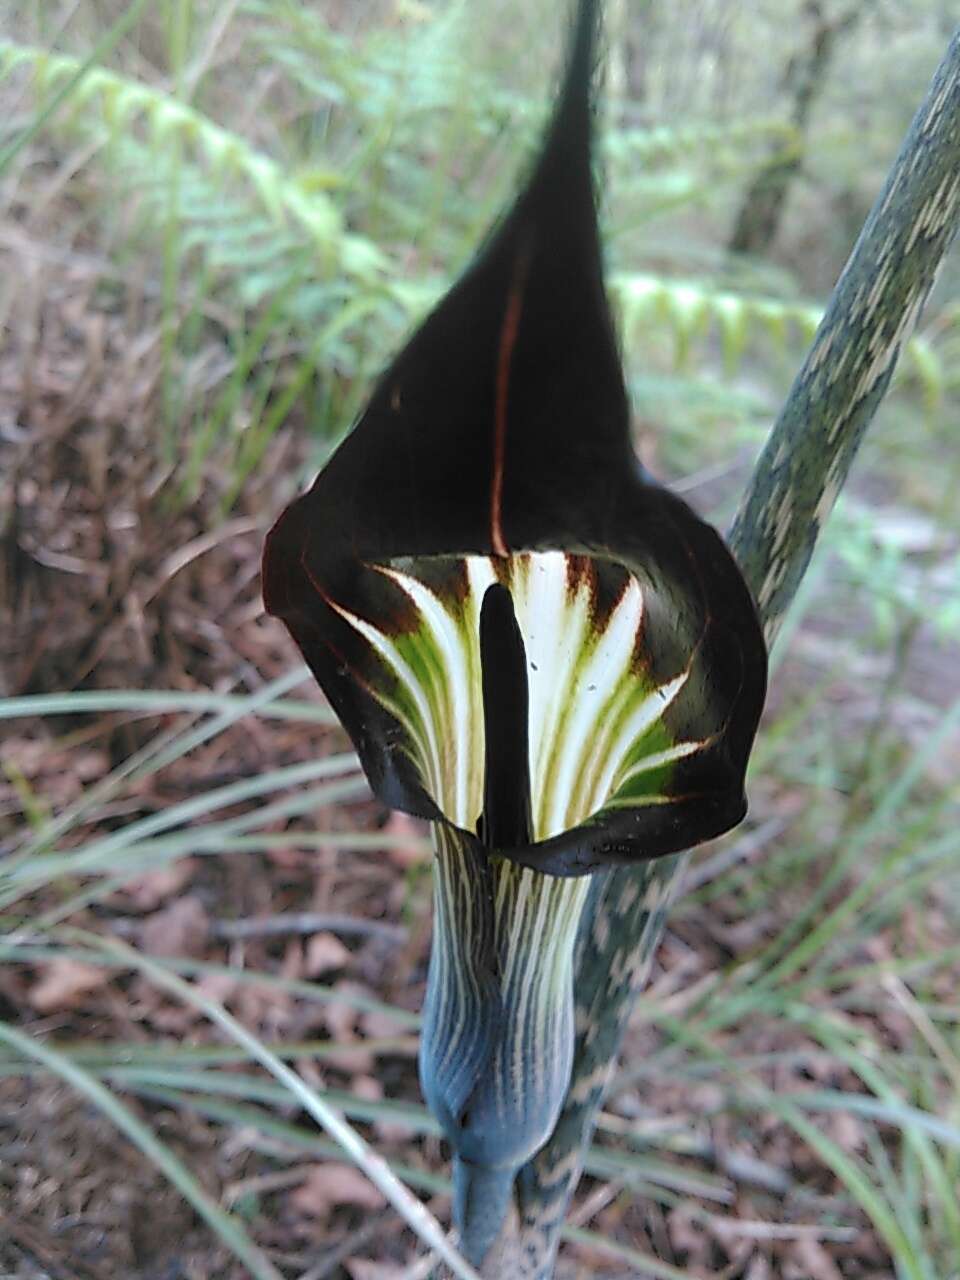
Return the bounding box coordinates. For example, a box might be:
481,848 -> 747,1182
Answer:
453,1158 -> 517,1269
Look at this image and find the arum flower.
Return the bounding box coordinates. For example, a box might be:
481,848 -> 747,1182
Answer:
263,0 -> 766,1263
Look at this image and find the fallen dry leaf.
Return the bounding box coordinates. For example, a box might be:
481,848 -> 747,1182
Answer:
306,931 -> 352,976
361,1006 -> 409,1039
323,980 -> 371,1040
352,1075 -> 383,1102
140,894 -> 210,957
122,856 -> 199,910
743,1255 -> 771,1280
787,1237 -> 845,1280
344,1261 -> 405,1280
382,811 -> 430,869
280,937 -> 304,980
291,1162 -> 386,1217
195,972 -> 237,1005
351,1076 -> 413,1142
826,1108 -> 864,1153
320,1039 -> 376,1074
28,958 -> 109,1012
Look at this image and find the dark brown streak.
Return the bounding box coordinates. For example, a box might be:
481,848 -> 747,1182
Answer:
490,248 -> 531,558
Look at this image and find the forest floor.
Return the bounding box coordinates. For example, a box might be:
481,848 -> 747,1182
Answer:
3,202 -> 960,1280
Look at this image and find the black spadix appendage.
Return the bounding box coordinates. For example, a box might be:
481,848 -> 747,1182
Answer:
478,582 -> 532,850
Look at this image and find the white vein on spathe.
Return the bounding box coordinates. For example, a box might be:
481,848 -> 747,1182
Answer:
330,550 -> 703,836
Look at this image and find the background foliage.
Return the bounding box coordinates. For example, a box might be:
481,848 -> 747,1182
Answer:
1,1 -> 959,1277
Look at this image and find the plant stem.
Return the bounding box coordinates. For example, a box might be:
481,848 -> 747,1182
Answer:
478,25 -> 960,1279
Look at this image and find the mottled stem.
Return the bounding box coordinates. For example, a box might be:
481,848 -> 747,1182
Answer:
479,26 -> 960,1279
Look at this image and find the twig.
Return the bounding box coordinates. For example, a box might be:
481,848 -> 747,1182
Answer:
212,911 -> 407,944
106,910 -> 407,944
143,518 -> 259,605
705,1216 -> 858,1244
566,1179 -> 624,1228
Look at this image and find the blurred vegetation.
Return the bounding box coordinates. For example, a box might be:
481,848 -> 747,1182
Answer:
1,1 -> 960,1277
2,0 -> 956,497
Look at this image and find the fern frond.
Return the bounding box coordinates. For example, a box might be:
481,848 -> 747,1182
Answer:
389,271 -> 944,401
1,33 -> 942,460
0,39 -> 385,282
609,118 -> 799,164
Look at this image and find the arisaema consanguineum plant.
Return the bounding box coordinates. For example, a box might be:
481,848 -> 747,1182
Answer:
263,0 -> 767,1265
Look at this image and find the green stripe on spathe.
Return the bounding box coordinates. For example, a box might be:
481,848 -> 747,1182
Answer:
331,551 -> 692,838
